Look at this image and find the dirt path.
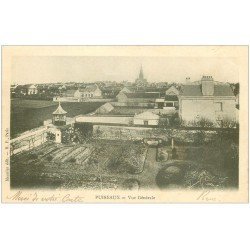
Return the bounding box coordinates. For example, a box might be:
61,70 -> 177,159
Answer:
138,147 -> 160,189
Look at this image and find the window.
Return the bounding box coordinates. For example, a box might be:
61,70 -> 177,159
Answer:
144,121 -> 148,125
215,102 -> 223,111
165,102 -> 174,107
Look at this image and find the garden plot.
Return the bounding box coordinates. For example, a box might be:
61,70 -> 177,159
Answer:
37,143 -> 62,158
10,142 -> 57,164
82,142 -> 148,176
75,146 -> 95,165
49,146 -> 76,161
83,144 -> 120,172
60,146 -> 87,163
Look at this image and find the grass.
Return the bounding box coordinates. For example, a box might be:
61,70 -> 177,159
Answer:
11,99 -> 57,109
10,99 -> 105,138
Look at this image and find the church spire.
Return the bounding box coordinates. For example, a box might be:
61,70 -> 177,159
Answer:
139,65 -> 144,79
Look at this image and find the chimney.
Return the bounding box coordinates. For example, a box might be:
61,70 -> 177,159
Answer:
201,75 -> 214,96
186,77 -> 191,84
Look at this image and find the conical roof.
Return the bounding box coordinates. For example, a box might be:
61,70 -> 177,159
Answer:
53,102 -> 67,115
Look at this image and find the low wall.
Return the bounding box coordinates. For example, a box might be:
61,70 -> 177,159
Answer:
53,97 -> 115,102
93,125 -> 237,144
10,126 -> 48,155
110,102 -> 155,108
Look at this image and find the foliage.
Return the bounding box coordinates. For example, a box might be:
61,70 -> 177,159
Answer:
46,132 -> 56,141
193,131 -> 206,145
159,113 -> 181,128
218,118 -> 238,128
29,153 -> 38,160
68,157 -> 76,163
156,165 -> 184,189
122,179 -> 140,190
188,117 -> 215,128
46,155 -> 53,161
183,169 -> 228,189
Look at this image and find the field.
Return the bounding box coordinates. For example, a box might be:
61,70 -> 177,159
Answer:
11,99 -> 104,138
10,140 -> 149,190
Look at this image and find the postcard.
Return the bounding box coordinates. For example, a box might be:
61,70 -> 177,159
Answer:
1,46 -> 248,203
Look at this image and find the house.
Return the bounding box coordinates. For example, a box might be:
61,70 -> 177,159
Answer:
74,84 -> 102,100
62,89 -> 77,97
119,86 -> 135,94
179,76 -> 236,124
10,84 -> 18,96
15,84 -> 38,95
27,84 -> 38,95
59,84 -> 67,91
133,111 -> 160,126
101,87 -> 121,98
155,95 -> 179,109
117,92 -> 160,104
165,86 -> 179,96
94,103 -> 115,114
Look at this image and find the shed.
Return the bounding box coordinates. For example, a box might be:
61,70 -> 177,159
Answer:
133,111 -> 160,126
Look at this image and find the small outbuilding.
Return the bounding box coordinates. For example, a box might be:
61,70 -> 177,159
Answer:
133,111 -> 160,126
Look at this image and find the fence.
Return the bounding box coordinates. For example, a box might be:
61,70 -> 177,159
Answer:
10,126 -> 48,155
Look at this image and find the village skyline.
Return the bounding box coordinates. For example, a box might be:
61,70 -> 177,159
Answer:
11,56 -> 239,85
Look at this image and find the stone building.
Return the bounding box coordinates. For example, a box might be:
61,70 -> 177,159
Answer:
179,76 -> 236,124
74,84 -> 102,100
117,92 -> 160,104
135,65 -> 148,87
133,111 -> 160,126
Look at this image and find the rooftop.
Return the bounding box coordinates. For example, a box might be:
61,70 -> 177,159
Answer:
79,84 -> 99,92
124,92 -> 161,99
52,103 -> 67,115
180,83 -> 234,97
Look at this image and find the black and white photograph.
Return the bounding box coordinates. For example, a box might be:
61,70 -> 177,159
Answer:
2,46 -> 247,204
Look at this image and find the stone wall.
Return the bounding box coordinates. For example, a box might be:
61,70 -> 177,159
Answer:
93,124 -> 238,144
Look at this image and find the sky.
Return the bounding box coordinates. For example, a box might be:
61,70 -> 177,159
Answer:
12,56 -> 239,84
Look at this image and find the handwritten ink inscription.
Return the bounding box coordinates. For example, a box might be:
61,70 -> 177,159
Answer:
6,191 -> 85,203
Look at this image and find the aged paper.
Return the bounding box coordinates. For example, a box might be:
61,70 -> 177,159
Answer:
1,46 -> 248,203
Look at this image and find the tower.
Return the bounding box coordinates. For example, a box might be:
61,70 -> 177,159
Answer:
52,101 -> 67,126
139,65 -> 144,80
135,65 -> 147,87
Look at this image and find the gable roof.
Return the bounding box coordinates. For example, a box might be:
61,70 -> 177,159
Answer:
180,84 -> 234,97
124,92 -> 160,99
79,84 -> 99,93
94,103 -> 114,114
16,84 -> 36,90
134,111 -> 160,120
120,86 -> 136,93
64,89 -> 77,97
165,86 -> 179,95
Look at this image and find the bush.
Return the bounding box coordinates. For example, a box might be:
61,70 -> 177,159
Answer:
29,153 -> 38,160
219,118 -> 238,128
156,165 -> 185,189
188,117 -> 215,128
122,179 -> 140,190
127,164 -> 141,174
68,157 -> 76,163
193,131 -> 205,145
46,155 -> 53,161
